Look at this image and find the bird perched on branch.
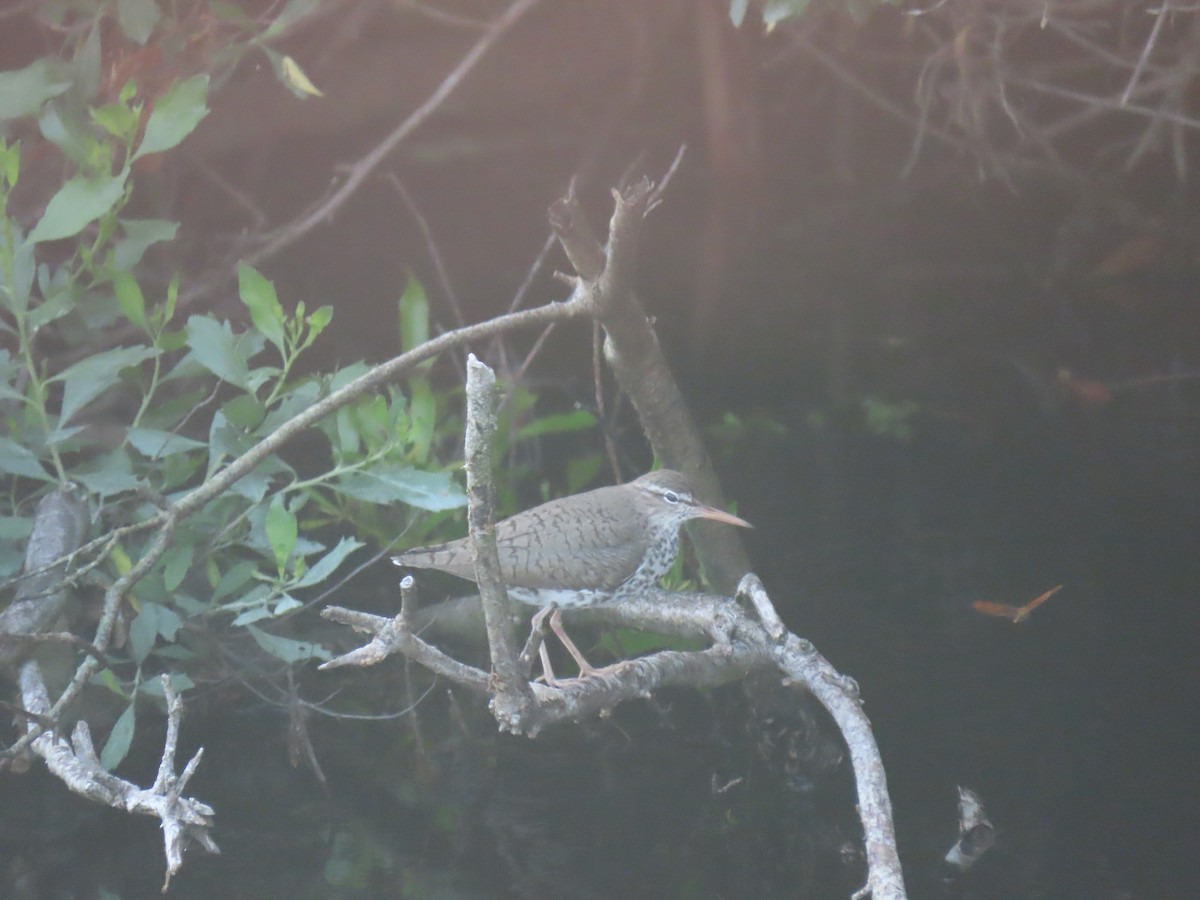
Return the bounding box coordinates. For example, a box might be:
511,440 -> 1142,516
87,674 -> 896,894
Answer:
392,469 -> 752,680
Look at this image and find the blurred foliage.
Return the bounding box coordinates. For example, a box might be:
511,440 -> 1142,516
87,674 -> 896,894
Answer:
706,409 -> 787,461
0,0 -> 591,776
861,396 -> 919,441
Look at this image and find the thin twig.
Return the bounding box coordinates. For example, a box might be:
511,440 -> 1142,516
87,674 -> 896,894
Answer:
506,232 -> 558,314
1121,2 -> 1168,106
385,172 -> 465,327
244,0 -> 543,267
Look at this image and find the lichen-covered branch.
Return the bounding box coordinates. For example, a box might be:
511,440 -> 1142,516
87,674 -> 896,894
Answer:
463,355 -> 535,722
0,484 -> 91,667
2,487 -> 215,886
18,668 -> 217,890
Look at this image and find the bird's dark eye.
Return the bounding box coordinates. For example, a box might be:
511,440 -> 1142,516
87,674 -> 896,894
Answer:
663,491 -> 680,504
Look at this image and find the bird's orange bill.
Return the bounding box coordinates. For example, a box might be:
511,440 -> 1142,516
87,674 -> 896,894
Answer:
694,505 -> 754,529
972,585 -> 1062,624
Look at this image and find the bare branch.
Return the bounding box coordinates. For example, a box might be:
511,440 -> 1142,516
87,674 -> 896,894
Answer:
463,355 -> 535,718
246,0 -> 543,266
17,666 -> 217,887
0,484 -> 91,667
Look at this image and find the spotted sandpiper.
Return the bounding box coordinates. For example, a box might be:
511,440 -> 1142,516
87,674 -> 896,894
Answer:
391,469 -> 752,678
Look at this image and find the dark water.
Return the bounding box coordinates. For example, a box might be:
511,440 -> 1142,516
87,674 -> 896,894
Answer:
5,406 -> 1197,899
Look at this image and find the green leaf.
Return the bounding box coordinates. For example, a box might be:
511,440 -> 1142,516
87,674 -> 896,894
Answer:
259,374 -> 315,422
245,624 -> 331,662
0,139 -> 19,186
160,324 -> 189,350
53,345 -> 157,426
294,536 -> 364,588
762,0 -> 812,27
273,53 -> 325,100
328,361 -> 370,391
238,263 -> 285,352
129,603 -> 159,664
516,409 -> 598,440
37,101 -> 92,167
231,604 -> 272,626
0,438 -> 53,481
133,74 -> 209,160
0,516 -> 34,540
113,270 -> 147,329
207,410 -> 248,475
224,395 -> 268,432
43,424 -> 86,447
117,0 -> 161,45
0,59 -> 71,122
129,600 -> 183,665
408,378 -> 436,462
138,672 -> 194,696
139,386 -> 204,430
100,701 -> 136,771
161,451 -> 202,491
334,407 -> 360,458
90,102 -> 140,141
266,494 -> 298,576
337,466 -> 466,511
163,272 -> 179,324
161,543 -> 193,592
26,290 -> 76,330
302,305 -> 332,348
126,427 -> 206,458
186,316 -> 251,388
72,448 -> 140,496
0,361 -> 25,406
155,603 -> 182,639
399,278 -> 430,354
5,240 -> 35,315
91,668 -> 126,697
274,594 -> 302,615
28,169 -> 129,243
111,218 -> 178,271
212,558 -> 258,602
219,584 -> 272,615
73,23 -> 102,99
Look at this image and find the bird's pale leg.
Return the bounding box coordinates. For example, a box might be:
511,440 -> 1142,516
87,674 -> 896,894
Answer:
537,642 -> 560,687
526,605 -> 562,686
548,608 -> 597,677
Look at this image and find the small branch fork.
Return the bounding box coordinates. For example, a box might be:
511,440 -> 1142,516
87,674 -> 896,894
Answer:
2,486 -> 216,889
19,668 -> 217,892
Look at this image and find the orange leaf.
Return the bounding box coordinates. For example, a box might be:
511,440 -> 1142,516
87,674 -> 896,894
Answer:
972,600 -> 1022,622
973,585 -> 1062,624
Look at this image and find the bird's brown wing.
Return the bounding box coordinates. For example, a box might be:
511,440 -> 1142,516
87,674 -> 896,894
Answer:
392,537 -> 476,580
489,513 -> 643,591
394,483 -> 645,591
